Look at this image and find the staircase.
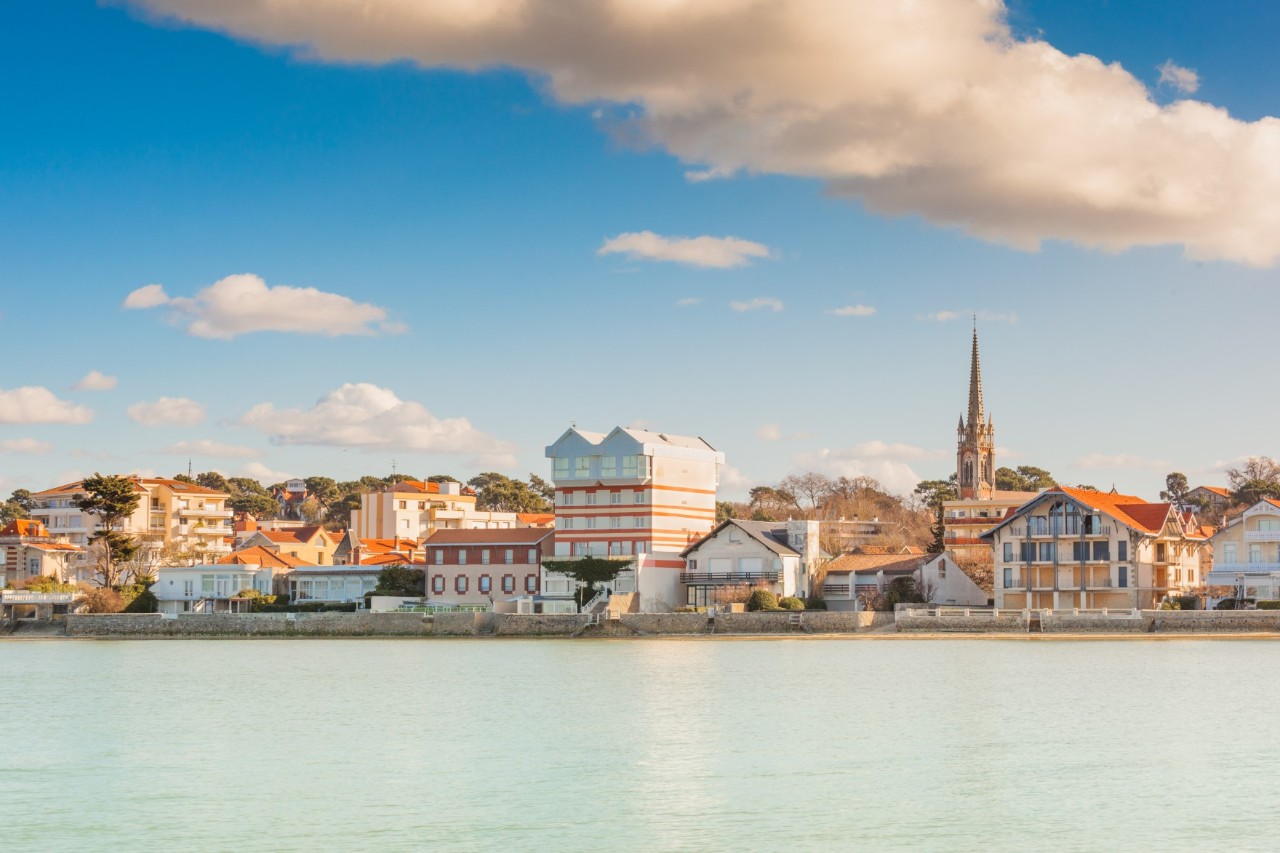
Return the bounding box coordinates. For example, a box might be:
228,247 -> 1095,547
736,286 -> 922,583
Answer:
580,589 -> 609,615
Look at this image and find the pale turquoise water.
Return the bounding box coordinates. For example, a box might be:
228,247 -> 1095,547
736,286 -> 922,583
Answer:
1,638 -> 1276,852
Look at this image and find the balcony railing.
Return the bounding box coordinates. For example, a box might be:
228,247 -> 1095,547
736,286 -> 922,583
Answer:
1244,530 -> 1280,542
1010,526 -> 1112,538
680,571 -> 782,585
823,583 -> 852,596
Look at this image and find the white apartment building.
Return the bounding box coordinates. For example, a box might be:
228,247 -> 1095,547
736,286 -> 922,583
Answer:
544,426 -> 724,610
29,477 -> 234,578
982,486 -> 1209,610
680,519 -> 821,607
348,479 -> 548,540
150,564 -> 272,616
1205,498 -> 1280,604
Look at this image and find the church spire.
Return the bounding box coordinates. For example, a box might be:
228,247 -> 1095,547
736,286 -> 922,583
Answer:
967,317 -> 984,433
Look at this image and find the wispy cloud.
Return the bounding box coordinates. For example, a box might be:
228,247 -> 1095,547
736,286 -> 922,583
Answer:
1157,60 -> 1199,95
160,439 -> 262,459
123,274 -> 406,340
757,423 -> 813,442
730,297 -> 784,313
826,304 -> 876,317
1076,453 -> 1169,470
918,309 -> 1018,324
0,438 -> 53,454
0,387 -> 93,425
127,397 -> 207,427
675,297 -> 703,306
73,370 -> 118,391
598,231 -> 773,269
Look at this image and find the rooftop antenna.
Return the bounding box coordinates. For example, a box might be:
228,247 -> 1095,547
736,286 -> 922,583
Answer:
188,459 -> 193,478
391,458 -> 397,478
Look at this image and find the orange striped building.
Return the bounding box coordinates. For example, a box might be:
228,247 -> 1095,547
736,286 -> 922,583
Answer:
544,427 -> 724,610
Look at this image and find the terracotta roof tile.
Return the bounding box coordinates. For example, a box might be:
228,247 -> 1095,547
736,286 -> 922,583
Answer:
220,546 -> 310,569
824,554 -> 929,575
425,528 -> 555,546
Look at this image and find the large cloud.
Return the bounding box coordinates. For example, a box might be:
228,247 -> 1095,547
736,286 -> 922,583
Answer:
128,0 -> 1280,266
0,387 -> 94,425
240,383 -> 517,467
123,274 -> 405,339
128,397 -> 208,427
793,441 -> 949,495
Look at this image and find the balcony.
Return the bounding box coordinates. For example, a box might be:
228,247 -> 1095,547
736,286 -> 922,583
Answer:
1244,530 -> 1280,542
1011,525 -> 1112,538
823,583 -> 852,597
680,571 -> 783,585
1208,563 -> 1280,576
175,506 -> 233,519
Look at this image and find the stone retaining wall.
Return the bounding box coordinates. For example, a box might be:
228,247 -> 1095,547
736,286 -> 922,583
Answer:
896,613 -> 1025,633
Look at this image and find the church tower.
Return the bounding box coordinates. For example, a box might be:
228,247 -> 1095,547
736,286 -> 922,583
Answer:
956,323 -> 995,499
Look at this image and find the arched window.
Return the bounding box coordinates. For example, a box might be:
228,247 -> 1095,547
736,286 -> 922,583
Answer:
963,459 -> 973,486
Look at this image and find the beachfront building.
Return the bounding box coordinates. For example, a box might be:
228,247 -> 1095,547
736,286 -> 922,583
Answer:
348,480 -> 550,541
288,565 -> 382,605
1204,498 -> 1280,605
0,520 -> 82,586
545,426 -> 724,611
29,476 -> 234,576
218,545 -> 310,596
238,525 -> 338,565
150,564 -> 273,615
981,486 -> 1209,610
821,550 -> 987,610
332,532 -> 425,566
423,528 -> 554,608
679,519 -> 821,608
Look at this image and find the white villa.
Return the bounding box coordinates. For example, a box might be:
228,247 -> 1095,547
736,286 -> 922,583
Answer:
151,564 -> 273,616
1204,498 -> 1280,605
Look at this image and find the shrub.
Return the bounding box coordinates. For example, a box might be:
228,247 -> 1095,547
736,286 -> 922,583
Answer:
79,588 -> 125,613
124,589 -> 158,613
1256,600 -> 1280,610
21,575 -> 78,593
746,589 -> 778,612
1174,595 -> 1200,611
803,597 -> 828,611
778,596 -> 804,611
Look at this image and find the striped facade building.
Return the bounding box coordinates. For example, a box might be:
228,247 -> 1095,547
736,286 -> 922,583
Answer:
545,427 -> 724,610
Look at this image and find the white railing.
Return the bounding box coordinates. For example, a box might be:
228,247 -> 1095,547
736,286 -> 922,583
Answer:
580,589 -> 608,614
1244,531 -> 1280,542
1,592 -> 77,604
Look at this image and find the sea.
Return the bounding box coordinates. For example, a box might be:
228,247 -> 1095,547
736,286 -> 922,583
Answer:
1,637 -> 1274,851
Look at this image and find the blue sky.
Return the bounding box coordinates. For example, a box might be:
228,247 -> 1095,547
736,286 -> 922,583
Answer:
1,0 -> 1277,500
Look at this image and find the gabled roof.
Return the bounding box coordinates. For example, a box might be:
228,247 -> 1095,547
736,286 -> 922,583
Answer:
0,519 -> 47,537
425,528 -> 554,546
516,513 -> 555,526
824,553 -> 930,575
27,542 -> 81,553
980,486 -> 1201,539
219,546 -> 310,570
681,519 -> 798,558
31,475 -> 227,499
257,526 -> 332,546
359,537 -> 424,553
1195,486 -> 1231,498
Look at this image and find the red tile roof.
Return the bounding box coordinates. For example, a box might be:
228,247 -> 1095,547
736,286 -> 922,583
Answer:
0,519 -> 48,537
257,526 -> 331,545
220,546 -> 311,569
424,528 -> 555,546
1197,486 -> 1231,498
516,513 -> 555,526
825,554 -> 929,575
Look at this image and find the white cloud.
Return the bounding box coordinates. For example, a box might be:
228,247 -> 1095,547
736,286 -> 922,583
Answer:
1076,453 -> 1169,470
675,297 -> 703,306
127,397 -> 207,427
122,273 -> 405,339
1158,60 -> 1199,95
240,461 -> 296,484
919,309 -> 1018,323
846,441 -> 947,461
0,438 -> 53,454
160,439 -> 262,459
791,447 -> 923,497
757,423 -> 782,441
240,382 -> 517,467
73,370 -> 118,391
826,304 -> 876,317
0,387 -> 94,425
130,0 -> 1280,266
684,165 -> 736,183
718,464 -> 753,495
730,297 -> 784,313
598,231 -> 773,269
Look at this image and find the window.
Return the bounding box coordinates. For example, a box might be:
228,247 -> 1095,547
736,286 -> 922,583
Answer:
399,501 -> 407,510
561,492 -> 573,506
504,549 -> 514,564
600,456 -> 617,476
1223,543 -> 1238,564
622,456 -> 638,477
1117,566 -> 1128,588
575,457 -> 591,479
202,575 -> 215,594
1038,542 -> 1055,562
479,575 -> 491,594
633,517 -> 644,529
28,557 -> 41,576
554,458 -> 569,479
183,579 -> 194,596
1003,567 -> 1014,589
1256,518 -> 1280,531
1092,541 -> 1110,561
610,492 -> 621,505
1019,542 -> 1036,561
937,560 -> 947,578
1118,540 -> 1128,561
634,490 -> 645,503
481,549 -> 491,565
1249,543 -> 1263,564
401,519 -> 410,530
435,549 -> 444,565
1003,542 -> 1014,562
1156,543 -> 1168,563
587,493 -> 598,506
459,549 -> 468,565
611,518 -> 621,529
587,518 -> 597,529
525,575 -> 538,593
455,575 -> 468,594
502,575 -> 515,593
1072,541 -> 1088,561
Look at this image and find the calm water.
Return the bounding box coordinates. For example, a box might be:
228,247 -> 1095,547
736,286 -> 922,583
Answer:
1,638 -> 1276,852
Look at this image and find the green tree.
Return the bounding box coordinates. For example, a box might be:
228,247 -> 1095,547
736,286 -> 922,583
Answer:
195,471 -> 230,493
75,473 -> 142,588
542,558 -> 631,608
468,472 -> 552,513
1160,472 -> 1191,505
528,474 -> 555,503
995,465 -> 1057,492
304,476 -> 340,518
926,506 -> 946,554
426,474 -> 458,484
914,475 -> 958,509
172,474 -> 196,484
716,501 -> 738,522
0,490 -> 33,527
374,565 -> 426,597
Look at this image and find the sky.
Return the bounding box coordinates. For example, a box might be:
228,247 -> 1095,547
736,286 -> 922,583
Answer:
1,0 -> 1278,501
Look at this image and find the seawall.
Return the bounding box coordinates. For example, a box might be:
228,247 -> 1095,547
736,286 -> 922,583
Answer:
60,611 -> 895,638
